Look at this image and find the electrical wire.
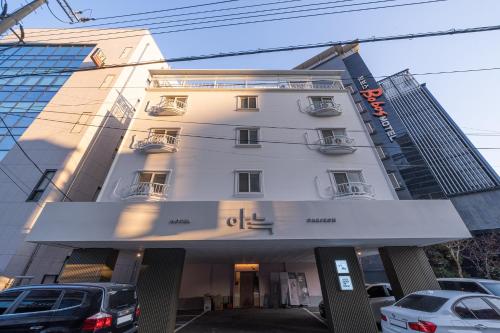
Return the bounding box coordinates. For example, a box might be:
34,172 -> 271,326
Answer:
2,22 -> 500,80
10,0 -> 448,44
0,116 -> 73,201
46,2 -> 73,24
0,164 -> 32,197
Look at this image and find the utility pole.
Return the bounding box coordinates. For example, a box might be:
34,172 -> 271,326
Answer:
0,0 -> 47,36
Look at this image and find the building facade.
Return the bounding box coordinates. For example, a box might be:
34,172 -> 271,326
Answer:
25,69 -> 470,333
0,28 -> 165,287
296,45 -> 500,232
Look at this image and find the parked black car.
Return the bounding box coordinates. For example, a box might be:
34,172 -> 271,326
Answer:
0,283 -> 139,333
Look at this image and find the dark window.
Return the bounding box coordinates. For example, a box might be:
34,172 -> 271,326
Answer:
0,290 -> 22,314
454,301 -> 476,319
461,297 -> 500,320
107,289 -> 136,310
367,286 -> 387,298
14,289 -> 61,313
237,172 -> 261,193
59,290 -> 85,309
487,297 -> 500,311
395,294 -> 448,313
441,281 -> 488,294
27,169 -> 56,202
238,129 -> 259,145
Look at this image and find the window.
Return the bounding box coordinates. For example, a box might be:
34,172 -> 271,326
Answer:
163,96 -> 187,106
14,289 -> 61,313
454,301 -> 477,319
138,171 -> 169,186
27,170 -> 56,202
345,85 -> 356,94
236,171 -> 262,194
236,128 -> 260,146
310,96 -> 334,109
107,288 -> 136,310
395,294 -> 448,313
319,128 -> 346,144
388,172 -> 401,189
482,282 -> 500,296
149,128 -> 179,140
0,290 -> 22,314
367,286 -> 387,298
100,74 -> 115,88
58,290 -> 85,309
331,171 -> 364,187
461,297 -> 500,320
330,171 -> 367,196
375,146 -> 387,159
365,122 -> 375,134
237,96 -> 257,110
134,171 -> 170,196
119,47 -> 133,59
440,281 -> 489,294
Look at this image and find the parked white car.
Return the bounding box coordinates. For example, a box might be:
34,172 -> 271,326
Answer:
381,290 -> 500,333
438,278 -> 500,296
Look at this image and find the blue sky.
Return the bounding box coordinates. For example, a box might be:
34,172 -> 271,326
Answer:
14,0 -> 500,173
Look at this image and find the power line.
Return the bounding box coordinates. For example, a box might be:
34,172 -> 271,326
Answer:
10,0 -> 447,44
23,0 -> 395,40
0,164 -> 31,197
45,2 -> 72,24
3,110 -> 500,152
2,22 -> 500,80
0,116 -> 73,201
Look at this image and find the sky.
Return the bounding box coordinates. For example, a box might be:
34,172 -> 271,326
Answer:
12,0 -> 500,173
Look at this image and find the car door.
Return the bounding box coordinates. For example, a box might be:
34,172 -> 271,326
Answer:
366,285 -> 394,321
45,289 -> 90,332
2,289 -> 62,333
0,289 -> 24,332
455,296 -> 500,332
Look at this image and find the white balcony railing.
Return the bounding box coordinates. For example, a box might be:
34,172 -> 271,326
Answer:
334,182 -> 374,199
316,135 -> 356,155
300,101 -> 342,117
148,97 -> 187,116
123,182 -> 168,200
150,79 -> 345,90
133,134 -> 180,153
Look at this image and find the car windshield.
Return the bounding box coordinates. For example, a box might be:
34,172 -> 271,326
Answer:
482,282 -> 500,296
107,289 -> 136,310
395,294 -> 448,313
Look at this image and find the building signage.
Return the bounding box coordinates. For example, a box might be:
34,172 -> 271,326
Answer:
335,260 -> 349,274
90,48 -> 106,68
226,208 -> 274,234
169,219 -> 190,224
306,218 -> 336,223
358,76 -> 397,142
338,276 -> 354,291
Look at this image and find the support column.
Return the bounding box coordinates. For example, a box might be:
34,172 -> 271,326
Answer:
58,249 -> 118,283
315,247 -> 378,333
137,248 -> 185,333
379,246 -> 440,300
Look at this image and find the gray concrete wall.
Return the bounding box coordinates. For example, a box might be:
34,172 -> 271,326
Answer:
450,189 -> 500,232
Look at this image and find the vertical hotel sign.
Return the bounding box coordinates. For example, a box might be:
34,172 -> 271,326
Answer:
90,48 -> 106,68
358,76 -> 397,142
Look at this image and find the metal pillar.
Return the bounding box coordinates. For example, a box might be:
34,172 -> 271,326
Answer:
0,0 -> 47,35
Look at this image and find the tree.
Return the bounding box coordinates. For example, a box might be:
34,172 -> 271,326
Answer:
462,232 -> 500,280
443,241 -> 467,278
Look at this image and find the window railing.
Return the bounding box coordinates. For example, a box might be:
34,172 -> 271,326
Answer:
148,97 -> 187,116
134,134 -> 180,152
302,101 -> 342,116
124,182 -> 168,199
334,182 -> 374,198
318,135 -> 354,147
150,79 -> 344,90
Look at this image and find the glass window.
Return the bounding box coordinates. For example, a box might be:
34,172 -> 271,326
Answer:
367,286 -> 387,298
461,297 -> 500,320
0,290 -> 22,314
14,289 -> 61,313
454,301 -> 476,319
238,96 -> 257,109
388,173 -> 401,189
376,146 -> 386,159
487,297 -> 500,311
395,294 -> 448,313
310,96 -> 334,108
482,282 -> 500,296
237,171 -> 261,193
320,128 -> 346,144
237,128 -> 259,145
107,289 -> 136,310
365,122 -> 375,134
454,282 -> 488,294
58,290 -> 85,309
27,170 -> 57,202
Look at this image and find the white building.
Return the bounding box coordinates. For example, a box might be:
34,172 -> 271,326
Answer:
24,69 -> 471,332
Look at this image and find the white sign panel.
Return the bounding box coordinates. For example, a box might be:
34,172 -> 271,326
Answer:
335,260 -> 349,274
338,276 -> 353,291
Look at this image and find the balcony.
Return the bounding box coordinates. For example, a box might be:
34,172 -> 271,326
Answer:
122,182 -> 168,201
334,182 -> 374,199
148,96 -> 187,116
133,134 -> 180,153
316,136 -> 356,155
300,101 -> 342,117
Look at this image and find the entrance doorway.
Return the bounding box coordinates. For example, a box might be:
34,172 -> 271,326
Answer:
233,264 -> 260,308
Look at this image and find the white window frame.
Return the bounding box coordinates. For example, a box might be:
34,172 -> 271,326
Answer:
134,170 -> 172,187
309,96 -> 334,105
328,170 -> 366,194
365,122 -> 375,134
237,96 -> 258,111
356,102 -> 366,113
235,127 -> 261,147
387,172 -> 401,190
234,170 -> 263,197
